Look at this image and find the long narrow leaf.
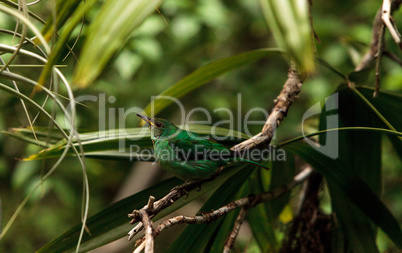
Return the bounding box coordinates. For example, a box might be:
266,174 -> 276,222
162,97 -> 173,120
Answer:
286,142 -> 402,249
40,0 -> 83,41
12,125 -> 248,160
260,0 -> 314,73
38,164 -> 249,252
37,0 -> 97,87
73,0 -> 163,87
140,48 -> 283,122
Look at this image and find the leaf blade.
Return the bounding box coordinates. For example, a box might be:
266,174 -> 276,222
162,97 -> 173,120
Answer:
140,48 -> 283,121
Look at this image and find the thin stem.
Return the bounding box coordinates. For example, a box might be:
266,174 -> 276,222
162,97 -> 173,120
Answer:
223,207 -> 247,253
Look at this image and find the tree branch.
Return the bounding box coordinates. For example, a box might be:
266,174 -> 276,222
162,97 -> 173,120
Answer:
127,180 -> 203,240
382,0 -> 402,48
223,207 -> 247,253
133,167 -> 314,250
140,209 -> 154,253
231,65 -> 304,151
355,0 -> 401,72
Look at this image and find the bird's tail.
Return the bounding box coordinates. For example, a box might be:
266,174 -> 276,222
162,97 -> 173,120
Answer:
236,158 -> 270,170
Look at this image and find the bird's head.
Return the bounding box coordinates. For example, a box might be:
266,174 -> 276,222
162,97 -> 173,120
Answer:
137,114 -> 179,140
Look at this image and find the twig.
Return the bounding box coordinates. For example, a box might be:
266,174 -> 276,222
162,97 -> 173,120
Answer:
139,209 -> 154,253
383,50 -> 402,66
355,0 -> 401,72
355,9 -> 385,72
374,23 -> 386,97
133,241 -> 145,253
133,167 -> 314,249
127,181 -> 201,240
146,196 -> 155,212
382,0 -> 402,48
223,207 -> 247,253
231,65 -> 304,152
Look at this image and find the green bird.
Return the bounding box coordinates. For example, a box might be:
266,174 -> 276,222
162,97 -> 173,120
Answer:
137,114 -> 268,181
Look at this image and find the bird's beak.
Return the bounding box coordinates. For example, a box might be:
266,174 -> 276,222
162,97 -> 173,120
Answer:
137,114 -> 154,126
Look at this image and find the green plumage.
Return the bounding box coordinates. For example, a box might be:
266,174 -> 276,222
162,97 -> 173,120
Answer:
137,114 -> 268,181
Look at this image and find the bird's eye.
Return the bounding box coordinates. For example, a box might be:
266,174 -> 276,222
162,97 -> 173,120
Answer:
155,122 -> 162,128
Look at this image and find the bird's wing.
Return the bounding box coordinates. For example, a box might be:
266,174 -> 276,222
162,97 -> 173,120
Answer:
167,137 -> 231,162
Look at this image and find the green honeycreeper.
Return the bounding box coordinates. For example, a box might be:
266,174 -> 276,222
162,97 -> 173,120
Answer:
137,114 -> 268,181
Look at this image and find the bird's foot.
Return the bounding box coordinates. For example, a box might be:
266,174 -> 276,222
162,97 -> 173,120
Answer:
170,181 -> 193,199
170,180 -> 204,198
170,181 -> 192,192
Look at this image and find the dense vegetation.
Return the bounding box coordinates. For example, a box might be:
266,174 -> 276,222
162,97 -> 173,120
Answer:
0,0 -> 401,252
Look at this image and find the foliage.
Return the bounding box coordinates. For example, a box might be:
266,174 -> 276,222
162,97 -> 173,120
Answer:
0,0 -> 401,252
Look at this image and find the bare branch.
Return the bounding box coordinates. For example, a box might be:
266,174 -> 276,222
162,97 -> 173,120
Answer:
223,207 -> 247,253
128,180 -> 202,240
382,0 -> 402,48
133,166 -> 314,251
146,196 -> 155,212
355,0 -> 401,72
375,23 -> 386,97
232,65 -> 304,152
133,241 -> 145,253
140,209 -> 154,253
383,50 -> 402,66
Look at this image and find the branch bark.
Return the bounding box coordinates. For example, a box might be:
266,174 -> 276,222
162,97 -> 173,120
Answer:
223,207 -> 247,253
140,209 -> 154,253
355,0 -> 402,72
232,65 -> 304,151
133,167 -> 314,250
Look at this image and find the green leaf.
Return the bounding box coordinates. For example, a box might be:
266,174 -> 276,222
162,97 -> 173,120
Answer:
73,0 -> 163,87
247,200 -> 278,252
37,177 -> 180,253
140,48 -> 283,121
321,87 -> 381,252
268,151 -> 295,216
40,0 -> 83,41
37,0 -> 97,87
354,86 -> 402,160
15,125 -> 248,160
38,164 -> 248,252
348,68 -> 372,84
247,170 -> 278,252
286,142 -> 402,250
260,0 -> 315,73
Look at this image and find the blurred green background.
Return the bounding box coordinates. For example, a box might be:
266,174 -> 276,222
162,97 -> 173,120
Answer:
0,0 -> 401,252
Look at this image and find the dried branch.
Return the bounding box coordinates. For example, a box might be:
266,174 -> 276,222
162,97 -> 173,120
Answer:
133,167 -> 314,250
355,9 -> 386,72
382,0 -> 402,48
139,209 -> 154,253
223,207 -> 247,253
354,0 -> 402,96
127,180 -> 202,240
383,50 -> 402,66
146,196 -> 155,212
374,23 -> 386,97
232,65 -> 304,152
355,0 -> 402,72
